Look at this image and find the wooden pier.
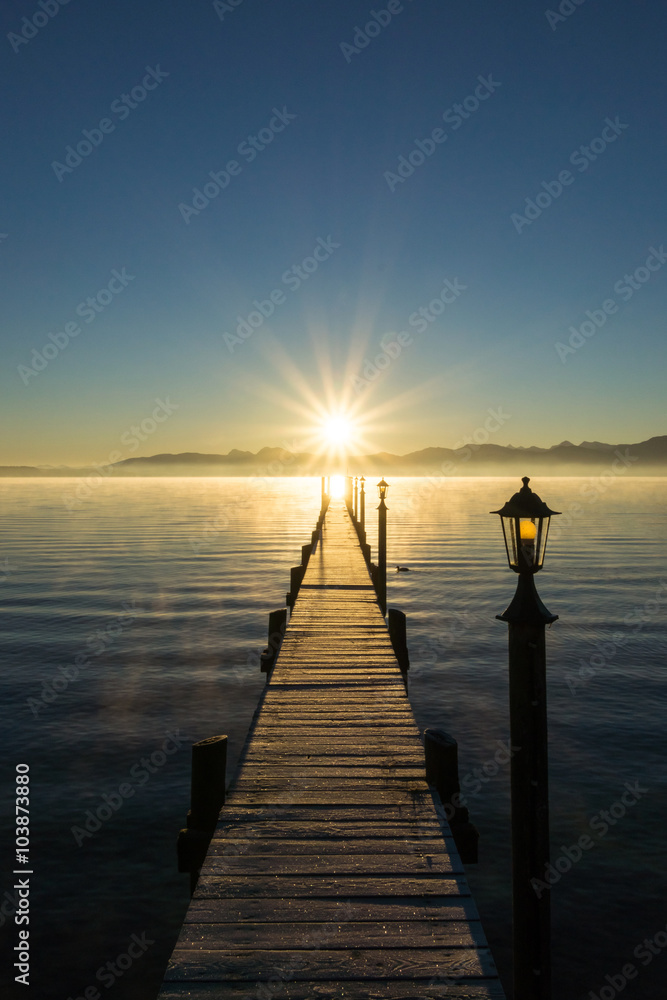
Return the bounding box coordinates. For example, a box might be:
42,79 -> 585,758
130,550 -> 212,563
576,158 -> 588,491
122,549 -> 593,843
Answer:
159,500 -> 506,999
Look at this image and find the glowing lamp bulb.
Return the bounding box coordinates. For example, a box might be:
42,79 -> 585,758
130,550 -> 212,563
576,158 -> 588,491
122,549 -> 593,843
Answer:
520,519 -> 537,541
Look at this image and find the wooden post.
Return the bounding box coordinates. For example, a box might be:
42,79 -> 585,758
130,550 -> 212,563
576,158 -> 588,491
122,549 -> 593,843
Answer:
387,608 -> 409,688
353,477 -> 358,522
260,608 -> 287,676
177,735 -> 228,894
424,729 -> 479,864
321,475 -> 326,512
287,565 -> 304,608
302,542 -> 312,567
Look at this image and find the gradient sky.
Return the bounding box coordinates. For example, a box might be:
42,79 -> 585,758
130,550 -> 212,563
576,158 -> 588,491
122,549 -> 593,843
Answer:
1,0 -> 666,465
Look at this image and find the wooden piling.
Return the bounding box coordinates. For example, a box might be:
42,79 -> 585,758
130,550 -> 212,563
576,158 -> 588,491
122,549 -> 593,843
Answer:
387,607 -> 410,688
177,735 -> 228,893
424,728 -> 479,864
260,608 -> 287,676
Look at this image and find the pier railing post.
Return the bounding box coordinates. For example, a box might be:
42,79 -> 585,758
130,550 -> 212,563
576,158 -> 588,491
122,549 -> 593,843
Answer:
177,735 -> 228,895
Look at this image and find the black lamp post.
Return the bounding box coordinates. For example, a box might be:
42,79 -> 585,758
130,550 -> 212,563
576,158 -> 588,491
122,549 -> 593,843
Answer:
359,477 -> 366,532
377,478 -> 389,616
354,476 -> 358,522
491,477 -> 560,1000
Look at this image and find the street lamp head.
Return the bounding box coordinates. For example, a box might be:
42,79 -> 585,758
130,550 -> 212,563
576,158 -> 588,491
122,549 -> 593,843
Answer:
491,476 -> 560,574
377,478 -> 389,501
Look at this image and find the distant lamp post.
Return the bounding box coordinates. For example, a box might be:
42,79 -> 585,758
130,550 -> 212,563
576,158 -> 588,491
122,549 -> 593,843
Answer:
491,476 -> 560,1000
354,476 -> 359,522
359,477 -> 366,531
377,479 -> 389,616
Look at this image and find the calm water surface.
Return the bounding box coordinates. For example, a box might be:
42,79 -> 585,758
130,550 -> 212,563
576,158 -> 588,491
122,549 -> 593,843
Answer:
0,477 -> 665,999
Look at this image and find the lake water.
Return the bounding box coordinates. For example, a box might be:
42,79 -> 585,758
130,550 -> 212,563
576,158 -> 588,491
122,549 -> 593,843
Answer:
0,476 -> 665,999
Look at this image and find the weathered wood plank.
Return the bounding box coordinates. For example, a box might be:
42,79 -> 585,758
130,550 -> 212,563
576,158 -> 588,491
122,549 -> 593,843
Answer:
159,984 -> 507,999
203,852 -> 463,876
194,876 -> 471,898
235,767 -> 426,779
175,920 -> 484,949
164,947 -> 496,981
206,838 -> 451,855
184,897 -> 482,923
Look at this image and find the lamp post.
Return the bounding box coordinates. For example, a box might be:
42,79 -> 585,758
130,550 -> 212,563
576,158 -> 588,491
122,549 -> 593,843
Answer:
377,478 -> 389,616
359,477 -> 366,532
491,477 -> 560,1000
354,476 -> 358,523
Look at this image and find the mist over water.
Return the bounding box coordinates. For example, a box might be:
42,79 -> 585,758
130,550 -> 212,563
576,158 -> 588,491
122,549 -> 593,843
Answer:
0,476 -> 665,999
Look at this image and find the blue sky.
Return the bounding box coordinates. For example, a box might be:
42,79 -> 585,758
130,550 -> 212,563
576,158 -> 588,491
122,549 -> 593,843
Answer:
1,0 -> 666,464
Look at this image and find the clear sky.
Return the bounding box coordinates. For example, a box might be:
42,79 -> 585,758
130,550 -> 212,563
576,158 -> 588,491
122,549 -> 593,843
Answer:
1,0 -> 666,465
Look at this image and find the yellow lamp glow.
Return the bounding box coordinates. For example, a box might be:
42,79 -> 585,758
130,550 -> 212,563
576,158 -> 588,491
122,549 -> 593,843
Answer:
519,519 -> 537,541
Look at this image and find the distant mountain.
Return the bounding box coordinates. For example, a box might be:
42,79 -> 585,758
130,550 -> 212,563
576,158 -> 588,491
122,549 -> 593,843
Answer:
1,436 -> 665,477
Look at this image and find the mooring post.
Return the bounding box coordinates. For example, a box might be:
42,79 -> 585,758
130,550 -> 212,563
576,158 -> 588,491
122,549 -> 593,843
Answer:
287,565 -> 305,609
424,729 -> 479,864
302,542 -> 312,567
260,608 -> 287,676
387,607 -> 409,690
321,475 -> 326,513
177,735 -> 228,894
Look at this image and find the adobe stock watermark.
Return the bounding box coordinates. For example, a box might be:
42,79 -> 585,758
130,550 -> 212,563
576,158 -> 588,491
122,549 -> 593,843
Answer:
545,0 -> 588,32
65,931 -> 155,998
531,780 -> 648,898
213,0 -> 246,21
71,732 -> 184,845
555,244 -> 666,362
351,276 -> 467,391
52,67 -> 169,182
61,397 -> 179,510
0,557 -> 16,583
340,0 -> 415,63
384,74 -> 501,192
190,439 -> 305,553
17,267 -> 136,385
27,601 -> 143,717
565,580 -> 667,696
8,0 -> 73,54
179,106 -> 297,224
387,407 -> 512,521
223,236 -> 340,352
588,920 -> 667,1000
511,116 -> 629,233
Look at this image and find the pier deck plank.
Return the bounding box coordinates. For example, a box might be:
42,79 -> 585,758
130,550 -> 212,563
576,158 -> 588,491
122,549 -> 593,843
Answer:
160,502 -> 505,998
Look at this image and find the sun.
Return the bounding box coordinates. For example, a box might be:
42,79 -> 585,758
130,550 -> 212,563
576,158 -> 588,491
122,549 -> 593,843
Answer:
321,415 -> 353,448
